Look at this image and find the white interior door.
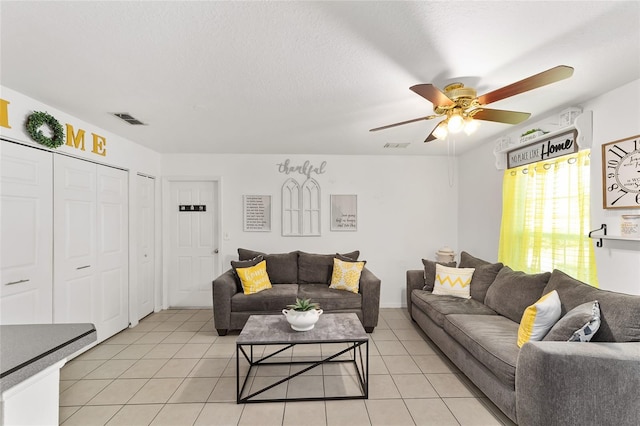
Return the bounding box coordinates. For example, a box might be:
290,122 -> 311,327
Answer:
137,174 -> 155,319
168,180 -> 218,307
96,164 -> 129,339
0,142 -> 53,324
53,155 -> 97,326
53,155 -> 129,342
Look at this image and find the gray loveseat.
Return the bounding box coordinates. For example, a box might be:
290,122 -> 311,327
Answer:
213,249 -> 381,336
407,252 -> 640,426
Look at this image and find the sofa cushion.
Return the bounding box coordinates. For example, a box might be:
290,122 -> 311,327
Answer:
484,266 -> 551,323
432,264 -> 474,299
542,269 -> 640,342
297,284 -> 362,311
421,259 -> 457,291
458,251 -> 490,268
456,252 -> 504,302
411,290 -> 497,328
444,314 -> 520,389
544,300 -> 601,342
231,284 -> 299,312
298,251 -> 360,284
517,290 -> 562,348
238,248 -> 298,284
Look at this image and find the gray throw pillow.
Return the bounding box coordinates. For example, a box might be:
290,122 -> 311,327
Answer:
237,248 -> 298,283
468,262 -> 504,303
484,266 -> 552,323
544,300 -> 601,342
421,259 -> 457,291
458,251 -> 491,268
298,251 -> 360,284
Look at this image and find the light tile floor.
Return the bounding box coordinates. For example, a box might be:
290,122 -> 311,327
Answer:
59,308 -> 516,426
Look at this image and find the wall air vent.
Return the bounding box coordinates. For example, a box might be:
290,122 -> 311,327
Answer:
383,143 -> 410,148
112,112 -> 146,125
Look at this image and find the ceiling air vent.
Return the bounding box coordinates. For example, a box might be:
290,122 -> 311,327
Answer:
383,143 -> 410,148
112,112 -> 146,125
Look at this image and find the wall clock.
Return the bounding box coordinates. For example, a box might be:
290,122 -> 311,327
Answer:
602,134 -> 640,209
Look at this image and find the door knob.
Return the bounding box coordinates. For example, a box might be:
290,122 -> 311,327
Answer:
213,249 -> 219,254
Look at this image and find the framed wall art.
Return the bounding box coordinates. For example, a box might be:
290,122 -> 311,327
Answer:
243,195 -> 272,231
330,194 -> 357,231
601,135 -> 640,209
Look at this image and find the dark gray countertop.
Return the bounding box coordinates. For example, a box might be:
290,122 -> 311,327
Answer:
0,323 -> 96,392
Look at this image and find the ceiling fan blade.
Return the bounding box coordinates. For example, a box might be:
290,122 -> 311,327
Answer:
424,120 -> 445,143
477,65 -> 574,105
424,130 -> 438,143
369,115 -> 438,132
410,84 -> 455,106
472,108 -> 531,124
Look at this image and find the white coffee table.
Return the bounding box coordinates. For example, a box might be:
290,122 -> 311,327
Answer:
236,313 -> 369,403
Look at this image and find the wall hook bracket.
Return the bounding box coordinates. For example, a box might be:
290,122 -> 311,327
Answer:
588,224 -> 607,247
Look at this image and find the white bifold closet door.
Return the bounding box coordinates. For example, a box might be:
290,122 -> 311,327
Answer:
53,155 -> 129,342
0,142 -> 53,324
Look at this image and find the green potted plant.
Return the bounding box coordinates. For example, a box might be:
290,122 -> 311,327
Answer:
282,298 -> 323,331
520,128 -> 548,143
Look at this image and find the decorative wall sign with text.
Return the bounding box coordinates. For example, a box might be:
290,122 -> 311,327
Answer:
507,129 -> 578,169
331,194 -> 357,231
277,159 -> 327,178
243,195 -> 272,232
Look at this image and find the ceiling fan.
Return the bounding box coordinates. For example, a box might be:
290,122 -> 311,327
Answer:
370,65 -> 574,142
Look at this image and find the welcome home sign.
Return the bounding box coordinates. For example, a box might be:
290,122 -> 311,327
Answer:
507,129 -> 578,168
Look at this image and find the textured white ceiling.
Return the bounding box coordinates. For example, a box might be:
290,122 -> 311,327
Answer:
1,1 -> 639,156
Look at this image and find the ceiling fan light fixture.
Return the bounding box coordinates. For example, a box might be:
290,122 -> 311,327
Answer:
447,114 -> 465,133
463,118 -> 479,135
433,121 -> 449,140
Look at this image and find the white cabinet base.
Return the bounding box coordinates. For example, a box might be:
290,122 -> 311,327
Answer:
1,360 -> 65,426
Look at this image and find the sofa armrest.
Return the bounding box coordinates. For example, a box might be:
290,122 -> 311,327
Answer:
516,341 -> 640,426
406,270 -> 424,319
212,269 -> 239,331
359,267 -> 381,330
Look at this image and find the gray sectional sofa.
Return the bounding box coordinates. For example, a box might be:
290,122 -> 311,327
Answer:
407,252 -> 640,426
213,249 -> 381,335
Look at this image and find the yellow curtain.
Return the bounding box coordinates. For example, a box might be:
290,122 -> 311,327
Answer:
498,150 -> 598,286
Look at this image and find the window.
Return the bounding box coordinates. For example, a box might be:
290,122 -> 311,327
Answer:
498,150 -> 598,286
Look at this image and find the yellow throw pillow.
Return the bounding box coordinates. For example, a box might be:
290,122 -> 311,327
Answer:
236,260 -> 272,295
517,290 -> 561,348
329,258 -> 365,293
432,264 -> 474,299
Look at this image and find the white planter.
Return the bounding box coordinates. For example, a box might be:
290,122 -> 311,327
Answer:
282,308 -> 323,331
520,131 -> 545,144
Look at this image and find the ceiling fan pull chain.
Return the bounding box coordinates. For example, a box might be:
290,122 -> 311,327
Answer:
447,136 -> 456,188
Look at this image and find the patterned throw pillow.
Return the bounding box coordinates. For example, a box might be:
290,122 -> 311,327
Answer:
432,264 -> 475,299
568,301 -> 601,342
544,300 -> 601,342
235,260 -> 272,295
517,290 -> 561,348
329,258 -> 366,293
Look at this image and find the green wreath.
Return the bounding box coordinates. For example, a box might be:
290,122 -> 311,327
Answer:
26,111 -> 65,149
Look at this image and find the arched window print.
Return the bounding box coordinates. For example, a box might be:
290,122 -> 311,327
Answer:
301,178 -> 321,236
281,178 -> 321,236
281,178 -> 300,236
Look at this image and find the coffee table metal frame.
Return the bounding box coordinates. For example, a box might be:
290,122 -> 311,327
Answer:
236,313 -> 369,404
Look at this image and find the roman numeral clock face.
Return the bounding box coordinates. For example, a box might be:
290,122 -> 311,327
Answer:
602,135 -> 640,209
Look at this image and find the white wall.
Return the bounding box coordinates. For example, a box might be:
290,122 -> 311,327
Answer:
458,79 -> 640,295
161,154 -> 459,307
0,86 -> 164,324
